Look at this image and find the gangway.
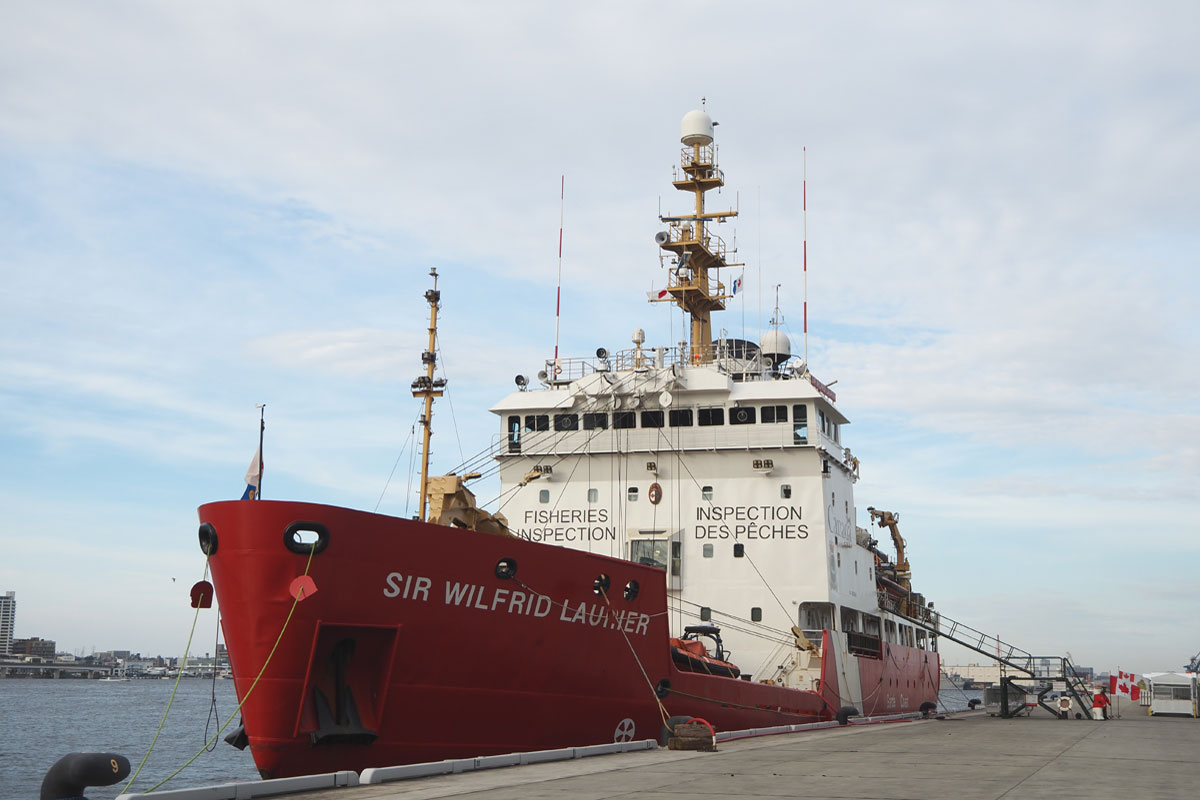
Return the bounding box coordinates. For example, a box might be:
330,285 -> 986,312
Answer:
878,593 -> 1094,718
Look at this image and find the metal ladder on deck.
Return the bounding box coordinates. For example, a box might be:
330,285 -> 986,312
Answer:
880,594 -> 1094,718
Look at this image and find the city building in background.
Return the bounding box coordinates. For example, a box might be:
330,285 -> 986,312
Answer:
12,636 -> 55,660
0,591 -> 15,655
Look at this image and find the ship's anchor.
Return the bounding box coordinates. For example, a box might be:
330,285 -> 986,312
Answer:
311,638 -> 379,746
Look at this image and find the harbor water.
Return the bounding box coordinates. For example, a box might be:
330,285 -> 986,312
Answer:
3,678 -> 258,800
4,678 -> 982,799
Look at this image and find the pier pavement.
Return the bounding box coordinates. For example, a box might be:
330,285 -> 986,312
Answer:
288,702 -> 1196,800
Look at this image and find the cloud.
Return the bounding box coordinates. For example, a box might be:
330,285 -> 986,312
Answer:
1,1 -> 1197,662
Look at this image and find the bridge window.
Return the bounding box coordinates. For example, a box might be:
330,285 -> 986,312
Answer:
587,488 -> 598,503
751,607 -> 762,622
792,404 -> 808,444
702,543 -> 713,558
701,485 -> 713,500
553,413 -> 578,431
538,489 -> 550,503
799,602 -> 834,631
627,486 -> 638,501
524,414 -> 549,432
840,606 -> 860,633
669,409 -> 693,427
698,407 -> 725,426
640,410 -> 664,428
507,416 -> 521,452
780,484 -> 792,499
630,538 -> 667,569
583,412 -> 608,430
761,405 -> 787,423
730,406 -> 756,425
700,607 -> 711,622
613,411 -> 635,429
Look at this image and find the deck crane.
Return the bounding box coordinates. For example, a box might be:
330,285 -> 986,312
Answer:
868,507 -> 911,589
1186,650 -> 1200,673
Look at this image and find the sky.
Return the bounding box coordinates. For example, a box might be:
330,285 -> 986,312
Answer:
1,1 -> 1197,675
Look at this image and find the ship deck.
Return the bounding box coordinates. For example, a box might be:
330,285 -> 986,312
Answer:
141,701 -> 1200,800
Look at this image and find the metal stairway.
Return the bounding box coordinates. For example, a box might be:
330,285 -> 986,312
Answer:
879,594 -> 1095,718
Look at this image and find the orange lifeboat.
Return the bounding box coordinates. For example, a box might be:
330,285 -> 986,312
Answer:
669,624 -> 741,679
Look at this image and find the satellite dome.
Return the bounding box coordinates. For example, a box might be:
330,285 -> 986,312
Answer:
759,330 -> 792,366
681,110 -> 714,146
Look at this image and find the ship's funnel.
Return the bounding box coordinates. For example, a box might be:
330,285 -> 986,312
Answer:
681,110 -> 714,146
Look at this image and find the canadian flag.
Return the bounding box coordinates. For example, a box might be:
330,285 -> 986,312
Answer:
1110,670 -> 1141,701
647,288 -> 670,301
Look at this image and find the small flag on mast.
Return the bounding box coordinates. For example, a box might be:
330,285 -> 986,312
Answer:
647,288 -> 670,301
241,447 -> 262,500
732,275 -> 743,296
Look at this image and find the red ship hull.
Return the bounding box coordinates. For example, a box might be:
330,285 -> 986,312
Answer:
199,500 -> 929,779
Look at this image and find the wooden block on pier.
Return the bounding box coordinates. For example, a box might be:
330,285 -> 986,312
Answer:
667,722 -> 716,751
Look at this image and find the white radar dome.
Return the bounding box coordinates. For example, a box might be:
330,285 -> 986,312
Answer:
681,110 -> 714,146
759,330 -> 792,366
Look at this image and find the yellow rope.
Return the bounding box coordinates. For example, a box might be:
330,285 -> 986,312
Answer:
125,544 -> 317,795
122,557 -> 211,793
595,584 -> 673,729
513,575 -> 673,730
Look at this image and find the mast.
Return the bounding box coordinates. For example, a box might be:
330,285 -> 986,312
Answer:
411,268 -> 446,521
653,101 -> 740,362
255,403 -> 265,499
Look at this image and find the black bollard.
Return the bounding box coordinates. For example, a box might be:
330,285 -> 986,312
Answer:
41,752 -> 130,800
919,700 -> 938,717
836,706 -> 860,725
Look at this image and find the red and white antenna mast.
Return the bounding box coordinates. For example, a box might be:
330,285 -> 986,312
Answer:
552,175 -> 565,376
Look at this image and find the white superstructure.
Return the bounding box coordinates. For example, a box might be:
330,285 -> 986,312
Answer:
485,109 -> 937,713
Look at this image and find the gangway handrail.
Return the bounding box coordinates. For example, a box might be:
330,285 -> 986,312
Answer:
882,599 -> 1036,677
885,598 -> 1096,714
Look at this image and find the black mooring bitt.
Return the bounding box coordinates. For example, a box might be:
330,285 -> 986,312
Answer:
41,752 -> 130,800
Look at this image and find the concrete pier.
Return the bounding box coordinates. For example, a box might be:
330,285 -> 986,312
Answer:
136,704 -> 1200,799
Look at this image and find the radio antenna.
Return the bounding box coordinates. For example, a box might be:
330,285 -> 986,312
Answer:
552,175 -> 565,376
803,146 -> 808,366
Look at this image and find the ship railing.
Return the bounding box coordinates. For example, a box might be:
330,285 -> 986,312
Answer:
663,221 -> 733,271
677,144 -> 721,174
543,341 -> 769,383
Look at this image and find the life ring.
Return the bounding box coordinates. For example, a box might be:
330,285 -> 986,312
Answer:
648,483 -> 663,505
